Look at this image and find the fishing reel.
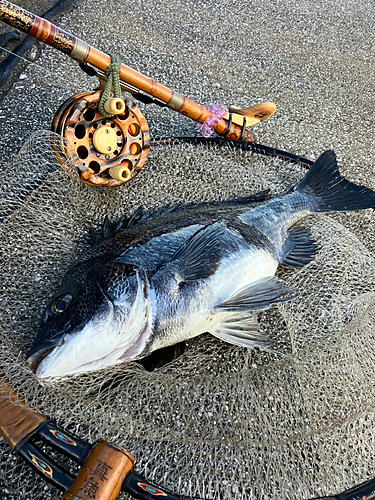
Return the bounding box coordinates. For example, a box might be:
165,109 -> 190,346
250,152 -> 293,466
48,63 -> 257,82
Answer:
51,90 -> 150,187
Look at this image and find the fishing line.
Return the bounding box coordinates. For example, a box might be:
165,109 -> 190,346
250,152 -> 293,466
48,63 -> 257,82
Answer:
0,45 -> 79,88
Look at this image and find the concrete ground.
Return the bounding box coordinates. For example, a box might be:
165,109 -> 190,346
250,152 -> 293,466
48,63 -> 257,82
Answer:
0,0 -> 373,180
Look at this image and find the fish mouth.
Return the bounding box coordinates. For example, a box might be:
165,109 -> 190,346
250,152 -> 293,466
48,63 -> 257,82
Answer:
29,269 -> 152,379
30,290 -> 118,379
27,336 -> 67,373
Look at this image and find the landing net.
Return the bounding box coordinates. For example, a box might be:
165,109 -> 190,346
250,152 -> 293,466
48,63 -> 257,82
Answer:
1,130 -> 375,499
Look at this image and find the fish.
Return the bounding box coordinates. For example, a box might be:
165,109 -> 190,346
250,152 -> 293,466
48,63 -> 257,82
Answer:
27,150 -> 375,379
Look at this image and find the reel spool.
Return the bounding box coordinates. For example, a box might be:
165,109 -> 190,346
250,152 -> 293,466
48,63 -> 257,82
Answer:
51,90 -> 150,187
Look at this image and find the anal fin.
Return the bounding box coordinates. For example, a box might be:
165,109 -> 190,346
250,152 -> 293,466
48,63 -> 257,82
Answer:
281,228 -> 319,268
209,312 -> 268,349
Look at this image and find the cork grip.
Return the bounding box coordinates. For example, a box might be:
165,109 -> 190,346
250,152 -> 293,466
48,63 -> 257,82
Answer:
64,439 -> 135,500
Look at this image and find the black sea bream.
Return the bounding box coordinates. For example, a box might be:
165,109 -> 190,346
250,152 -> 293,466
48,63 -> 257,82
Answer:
27,151 -> 375,379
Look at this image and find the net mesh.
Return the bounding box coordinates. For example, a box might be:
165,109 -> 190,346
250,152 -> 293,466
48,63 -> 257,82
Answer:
1,131 -> 375,500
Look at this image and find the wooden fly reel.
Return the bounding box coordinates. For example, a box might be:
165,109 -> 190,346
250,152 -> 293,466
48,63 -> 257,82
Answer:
51,90 -> 150,187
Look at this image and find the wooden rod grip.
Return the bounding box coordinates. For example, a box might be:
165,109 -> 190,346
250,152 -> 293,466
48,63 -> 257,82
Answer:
0,376 -> 46,449
64,439 -> 135,500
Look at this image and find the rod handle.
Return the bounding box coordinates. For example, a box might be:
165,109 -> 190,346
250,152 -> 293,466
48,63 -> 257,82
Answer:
64,439 -> 135,500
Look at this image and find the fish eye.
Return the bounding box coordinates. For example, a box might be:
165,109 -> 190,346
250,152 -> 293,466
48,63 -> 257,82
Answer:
51,294 -> 73,314
124,265 -> 137,278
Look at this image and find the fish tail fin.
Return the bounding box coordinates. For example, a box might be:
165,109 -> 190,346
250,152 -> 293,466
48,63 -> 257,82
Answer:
294,150 -> 375,212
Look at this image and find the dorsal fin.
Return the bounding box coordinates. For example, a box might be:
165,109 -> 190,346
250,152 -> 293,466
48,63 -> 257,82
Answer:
89,188 -> 271,246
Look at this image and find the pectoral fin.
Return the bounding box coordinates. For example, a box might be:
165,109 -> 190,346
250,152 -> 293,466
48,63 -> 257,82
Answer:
215,276 -> 297,312
159,222 -> 226,282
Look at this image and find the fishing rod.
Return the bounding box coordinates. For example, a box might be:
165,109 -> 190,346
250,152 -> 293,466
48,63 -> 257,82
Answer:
0,0 -> 277,188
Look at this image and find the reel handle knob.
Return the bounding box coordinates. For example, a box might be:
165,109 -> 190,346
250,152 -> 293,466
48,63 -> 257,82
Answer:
108,164 -> 131,182
104,98 -> 126,115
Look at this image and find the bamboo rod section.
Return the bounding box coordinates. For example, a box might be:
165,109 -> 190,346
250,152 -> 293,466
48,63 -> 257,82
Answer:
0,0 -> 255,141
